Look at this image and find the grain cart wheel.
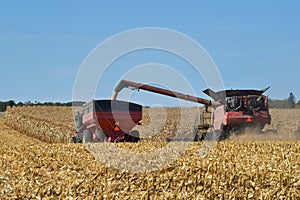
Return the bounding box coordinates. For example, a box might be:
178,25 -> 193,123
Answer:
83,129 -> 93,143
130,130 -> 140,142
71,136 -> 77,143
95,128 -> 107,142
77,132 -> 83,143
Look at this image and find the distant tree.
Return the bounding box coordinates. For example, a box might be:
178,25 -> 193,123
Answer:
0,102 -> 6,111
24,101 -> 32,106
54,102 -> 62,106
7,100 -> 16,108
72,101 -> 86,107
269,99 -> 288,108
17,102 -> 24,106
34,101 -> 43,105
0,100 -> 16,111
65,102 -> 72,106
0,100 -> 83,110
288,92 -> 296,108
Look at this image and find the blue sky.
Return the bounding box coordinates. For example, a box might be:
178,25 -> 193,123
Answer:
1,1 -> 299,105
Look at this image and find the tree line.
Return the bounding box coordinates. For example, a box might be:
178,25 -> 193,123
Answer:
0,92 -> 299,112
269,92 -> 299,108
0,101 -> 85,112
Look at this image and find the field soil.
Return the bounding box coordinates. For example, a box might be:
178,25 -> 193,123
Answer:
1,107 -> 300,198
0,112 -> 4,118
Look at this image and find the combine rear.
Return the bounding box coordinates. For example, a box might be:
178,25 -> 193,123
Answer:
202,88 -> 271,139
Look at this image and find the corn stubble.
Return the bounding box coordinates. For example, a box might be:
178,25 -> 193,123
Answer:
1,106 -> 300,199
4,106 -> 75,143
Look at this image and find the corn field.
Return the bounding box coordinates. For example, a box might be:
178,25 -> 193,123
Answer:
4,106 -> 75,143
1,106 -> 300,199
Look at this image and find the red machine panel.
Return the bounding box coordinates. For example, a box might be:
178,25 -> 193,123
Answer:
81,100 -> 142,141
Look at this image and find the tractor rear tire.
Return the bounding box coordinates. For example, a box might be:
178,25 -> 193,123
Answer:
130,130 -> 140,142
77,132 -> 83,143
83,129 -> 93,143
71,136 -> 77,143
124,131 -> 140,142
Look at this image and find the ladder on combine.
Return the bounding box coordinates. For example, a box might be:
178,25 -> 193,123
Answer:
198,110 -> 212,130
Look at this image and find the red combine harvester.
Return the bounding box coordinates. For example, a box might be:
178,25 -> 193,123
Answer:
73,79 -> 271,142
202,88 -> 271,138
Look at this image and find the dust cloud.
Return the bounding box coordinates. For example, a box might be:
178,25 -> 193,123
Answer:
229,128 -> 300,141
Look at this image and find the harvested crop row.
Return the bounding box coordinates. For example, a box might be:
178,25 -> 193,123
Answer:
4,106 -> 75,143
1,108 -> 300,198
266,109 -> 300,133
136,107 -> 200,142
4,106 -> 200,143
4,106 -> 300,144
1,136 -> 299,199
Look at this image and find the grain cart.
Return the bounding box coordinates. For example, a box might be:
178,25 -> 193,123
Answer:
112,80 -> 271,140
73,100 -> 142,143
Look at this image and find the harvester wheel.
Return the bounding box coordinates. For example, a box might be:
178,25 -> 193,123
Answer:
95,128 -> 107,142
71,136 -> 77,143
77,132 -> 83,143
83,129 -> 93,143
194,131 -> 204,141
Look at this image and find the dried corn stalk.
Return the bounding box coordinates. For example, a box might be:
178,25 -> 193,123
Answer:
4,106 -> 75,143
0,107 -> 300,199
